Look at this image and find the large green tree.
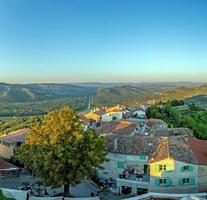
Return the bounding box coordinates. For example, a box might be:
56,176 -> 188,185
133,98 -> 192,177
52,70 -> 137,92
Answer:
17,107 -> 107,197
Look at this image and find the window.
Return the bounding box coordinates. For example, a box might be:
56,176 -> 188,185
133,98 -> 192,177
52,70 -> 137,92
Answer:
183,166 -> 189,171
155,178 -> 172,186
181,165 -> 193,172
159,179 -> 166,184
182,178 -> 190,184
159,165 -> 166,171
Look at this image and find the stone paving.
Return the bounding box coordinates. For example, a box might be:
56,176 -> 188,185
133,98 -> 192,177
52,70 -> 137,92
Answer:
0,175 -> 133,200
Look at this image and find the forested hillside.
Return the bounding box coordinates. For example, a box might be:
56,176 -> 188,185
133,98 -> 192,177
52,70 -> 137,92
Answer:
146,100 -> 207,139
0,83 -> 96,102
95,85 -> 207,105
0,82 -> 207,117
0,97 -> 87,117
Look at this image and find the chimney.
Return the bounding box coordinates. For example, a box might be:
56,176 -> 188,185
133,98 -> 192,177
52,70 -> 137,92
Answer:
114,138 -> 118,151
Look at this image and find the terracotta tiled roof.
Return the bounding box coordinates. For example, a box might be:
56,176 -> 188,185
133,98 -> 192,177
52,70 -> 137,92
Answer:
106,105 -> 123,113
189,138 -> 207,166
146,118 -> 168,128
168,136 -> 196,164
150,128 -> 194,137
94,109 -> 106,115
96,120 -> 138,135
79,115 -> 91,124
0,128 -> 29,145
0,160 -> 18,170
150,137 -> 169,163
150,136 -> 197,164
106,135 -> 161,155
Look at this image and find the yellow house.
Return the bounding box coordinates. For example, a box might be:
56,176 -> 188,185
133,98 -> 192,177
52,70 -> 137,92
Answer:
149,136 -> 198,193
149,137 -> 175,177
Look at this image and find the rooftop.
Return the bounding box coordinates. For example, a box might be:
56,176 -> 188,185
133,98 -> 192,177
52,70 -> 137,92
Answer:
189,138 -> 207,166
146,118 -> 168,128
150,136 -> 197,164
0,128 -> 29,145
96,120 -> 138,135
79,115 -> 91,124
0,160 -> 19,171
150,128 -> 194,137
106,135 -> 161,155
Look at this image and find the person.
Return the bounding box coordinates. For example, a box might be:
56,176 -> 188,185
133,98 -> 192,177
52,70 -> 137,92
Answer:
26,193 -> 29,200
91,192 -> 95,197
96,191 -> 100,196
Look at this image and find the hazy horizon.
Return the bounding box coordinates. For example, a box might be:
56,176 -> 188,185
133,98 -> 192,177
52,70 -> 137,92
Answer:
1,80 -> 206,85
1,0 -> 207,83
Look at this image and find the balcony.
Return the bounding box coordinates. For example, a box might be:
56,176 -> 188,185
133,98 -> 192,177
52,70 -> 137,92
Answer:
117,168 -> 150,190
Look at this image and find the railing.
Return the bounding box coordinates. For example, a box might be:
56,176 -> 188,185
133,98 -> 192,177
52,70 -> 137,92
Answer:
121,192 -> 207,200
116,178 -> 149,189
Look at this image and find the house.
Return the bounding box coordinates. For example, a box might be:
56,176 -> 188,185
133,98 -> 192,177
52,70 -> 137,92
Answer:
99,126 -> 207,195
0,128 -> 29,159
81,105 -> 124,126
188,138 -> 207,192
122,109 -> 132,119
146,118 -> 168,130
100,105 -> 124,122
0,159 -> 20,177
100,134 -> 159,179
132,109 -> 146,119
149,136 -> 199,193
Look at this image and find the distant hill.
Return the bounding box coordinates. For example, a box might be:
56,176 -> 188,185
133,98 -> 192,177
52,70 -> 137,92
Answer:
0,82 -> 206,117
0,83 -> 97,103
153,85 -> 207,102
74,81 -> 203,88
95,84 -> 207,105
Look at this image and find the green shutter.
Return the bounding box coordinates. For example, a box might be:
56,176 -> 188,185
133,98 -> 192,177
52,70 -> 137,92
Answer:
190,177 -> 195,185
155,164 -> 159,172
155,179 -> 160,186
189,166 -> 193,172
178,179 -> 183,185
166,179 -> 172,186
140,155 -> 146,160
180,166 -> 184,172
117,161 -> 125,169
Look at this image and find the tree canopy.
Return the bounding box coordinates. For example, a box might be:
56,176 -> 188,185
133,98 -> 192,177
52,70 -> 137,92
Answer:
17,107 -> 107,197
146,100 -> 207,139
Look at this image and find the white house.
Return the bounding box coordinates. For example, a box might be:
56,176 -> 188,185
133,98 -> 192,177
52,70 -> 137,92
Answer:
99,128 -> 207,195
132,109 -> 146,119
149,137 -> 199,193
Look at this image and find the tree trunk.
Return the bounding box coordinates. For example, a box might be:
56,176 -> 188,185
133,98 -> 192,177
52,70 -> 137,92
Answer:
64,183 -> 70,197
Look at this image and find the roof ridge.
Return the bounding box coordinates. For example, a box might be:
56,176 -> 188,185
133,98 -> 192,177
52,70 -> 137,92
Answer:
149,137 -> 169,163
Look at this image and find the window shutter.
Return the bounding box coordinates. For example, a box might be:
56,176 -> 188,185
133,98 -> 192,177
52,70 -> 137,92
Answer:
190,177 -> 195,185
178,179 -> 183,185
117,161 -> 125,169
155,179 -> 160,186
166,178 -> 172,186
189,166 -> 193,172
140,155 -> 146,160
180,166 -> 184,172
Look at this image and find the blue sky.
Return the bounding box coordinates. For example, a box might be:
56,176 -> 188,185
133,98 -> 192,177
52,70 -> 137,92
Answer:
1,0 -> 207,83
